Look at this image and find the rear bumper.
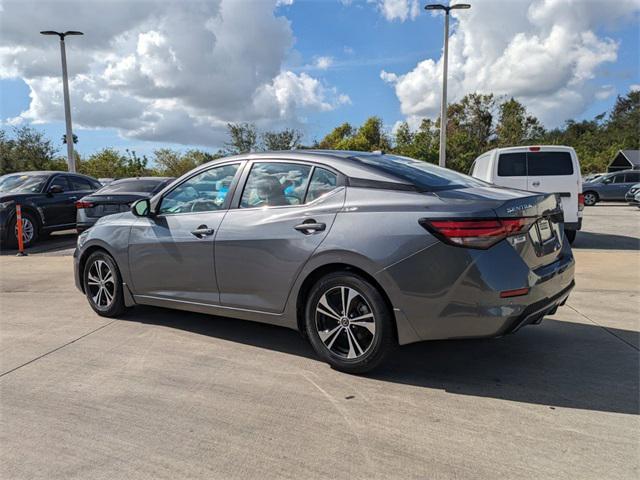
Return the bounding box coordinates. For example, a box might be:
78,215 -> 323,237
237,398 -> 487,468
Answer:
381,238 -> 575,344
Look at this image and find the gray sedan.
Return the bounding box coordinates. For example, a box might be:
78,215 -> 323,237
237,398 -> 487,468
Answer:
74,151 -> 575,373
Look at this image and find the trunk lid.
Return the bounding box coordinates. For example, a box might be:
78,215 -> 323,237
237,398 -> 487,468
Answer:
79,193 -> 147,218
433,186 -> 565,268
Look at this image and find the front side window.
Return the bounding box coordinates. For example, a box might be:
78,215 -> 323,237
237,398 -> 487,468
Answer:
497,153 -> 527,177
306,168 -> 337,202
158,164 -> 239,214
613,174 -> 626,184
49,176 -> 70,192
240,162 -> 312,208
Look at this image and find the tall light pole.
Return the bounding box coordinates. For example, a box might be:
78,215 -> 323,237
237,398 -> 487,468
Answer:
425,3 -> 470,168
40,30 -> 83,173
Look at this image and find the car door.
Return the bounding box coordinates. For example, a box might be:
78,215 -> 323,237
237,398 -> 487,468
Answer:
600,173 -> 626,200
215,161 -> 345,313
621,172 -> 640,199
128,162 -> 242,305
525,150 -> 576,220
40,175 -> 76,227
495,152 -> 528,190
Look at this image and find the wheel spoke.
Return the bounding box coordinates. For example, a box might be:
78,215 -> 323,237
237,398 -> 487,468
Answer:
351,319 -> 375,335
103,287 -> 113,305
319,325 -> 342,350
345,327 -> 363,359
94,287 -> 103,306
88,272 -> 100,284
318,294 -> 341,320
103,271 -> 114,284
345,288 -> 359,317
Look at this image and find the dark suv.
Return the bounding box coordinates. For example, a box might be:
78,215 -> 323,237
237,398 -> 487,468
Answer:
0,171 -> 101,248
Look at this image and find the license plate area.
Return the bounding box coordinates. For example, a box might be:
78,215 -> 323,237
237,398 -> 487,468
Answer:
529,217 -> 562,257
103,204 -> 120,213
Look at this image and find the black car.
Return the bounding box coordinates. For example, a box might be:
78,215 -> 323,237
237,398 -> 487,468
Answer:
0,171 -> 101,248
76,177 -> 175,232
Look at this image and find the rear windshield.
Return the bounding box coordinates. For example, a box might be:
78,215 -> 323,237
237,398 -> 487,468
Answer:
97,179 -> 168,194
355,155 -> 487,191
527,152 -> 574,176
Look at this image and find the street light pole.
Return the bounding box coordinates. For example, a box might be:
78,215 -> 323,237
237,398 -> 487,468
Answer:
40,30 -> 83,173
425,3 -> 470,168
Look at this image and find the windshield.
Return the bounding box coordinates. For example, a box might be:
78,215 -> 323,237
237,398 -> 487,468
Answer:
0,174 -> 48,193
96,179 -> 168,194
355,154 -> 488,191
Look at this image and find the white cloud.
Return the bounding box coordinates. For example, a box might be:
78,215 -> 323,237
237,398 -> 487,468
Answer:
595,85 -> 616,101
377,0 -> 420,22
314,56 -> 334,70
0,0 -> 347,147
380,0 -> 640,126
630,84 -> 640,92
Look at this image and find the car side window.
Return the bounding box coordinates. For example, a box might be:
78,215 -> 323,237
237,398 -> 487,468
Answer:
158,163 -> 240,214
497,153 -> 526,177
613,174 -> 626,184
625,172 -> 639,183
69,176 -> 92,191
305,168 -> 337,203
49,176 -> 70,192
240,162 -> 312,208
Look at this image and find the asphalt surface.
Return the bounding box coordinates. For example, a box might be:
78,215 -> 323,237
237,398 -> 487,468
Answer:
0,204 -> 638,479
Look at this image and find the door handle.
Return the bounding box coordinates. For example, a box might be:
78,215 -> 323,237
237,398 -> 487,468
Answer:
191,225 -> 214,238
532,181 -> 540,187
294,220 -> 326,234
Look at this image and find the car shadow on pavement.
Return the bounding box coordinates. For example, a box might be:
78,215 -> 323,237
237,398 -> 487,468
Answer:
121,306 -> 639,415
572,231 -> 640,250
0,231 -> 77,256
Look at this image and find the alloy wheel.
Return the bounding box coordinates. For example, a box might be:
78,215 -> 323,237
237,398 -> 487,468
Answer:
584,193 -> 597,206
14,217 -> 34,244
315,286 -> 376,359
87,259 -> 115,309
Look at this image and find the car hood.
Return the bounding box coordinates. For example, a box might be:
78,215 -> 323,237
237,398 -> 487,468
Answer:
0,192 -> 37,203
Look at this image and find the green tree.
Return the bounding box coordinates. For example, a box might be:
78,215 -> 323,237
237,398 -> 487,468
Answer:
496,98 -> 545,147
225,123 -> 258,154
316,123 -> 354,149
0,126 -> 61,174
79,148 -> 128,178
262,128 -> 303,151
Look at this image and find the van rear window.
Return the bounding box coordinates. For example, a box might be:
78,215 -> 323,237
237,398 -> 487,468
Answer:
497,153 -> 526,177
527,152 -> 574,176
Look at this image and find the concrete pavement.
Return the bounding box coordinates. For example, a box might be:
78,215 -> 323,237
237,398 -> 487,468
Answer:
1,204 -> 638,479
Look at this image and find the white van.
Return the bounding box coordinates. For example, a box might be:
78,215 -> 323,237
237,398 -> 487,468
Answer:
470,146 -> 583,243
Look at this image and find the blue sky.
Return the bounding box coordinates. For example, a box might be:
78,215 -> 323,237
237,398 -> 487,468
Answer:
1,0 -> 638,159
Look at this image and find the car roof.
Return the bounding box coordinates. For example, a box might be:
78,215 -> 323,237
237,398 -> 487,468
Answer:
197,150 -> 416,185
3,171 -> 97,180
490,145 -> 576,154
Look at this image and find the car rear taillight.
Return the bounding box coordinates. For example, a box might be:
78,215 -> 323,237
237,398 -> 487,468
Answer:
578,193 -> 585,211
75,201 -> 94,209
419,218 -> 535,249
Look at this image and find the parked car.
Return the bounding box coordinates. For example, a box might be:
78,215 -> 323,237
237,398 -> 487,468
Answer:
74,151 -> 575,373
583,173 -> 604,183
76,177 -> 174,232
634,192 -> 640,208
0,171 -> 101,248
582,170 -> 640,206
469,146 -> 583,243
624,183 -> 640,203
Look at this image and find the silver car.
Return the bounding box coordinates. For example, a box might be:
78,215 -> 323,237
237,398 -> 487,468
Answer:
74,151 -> 575,373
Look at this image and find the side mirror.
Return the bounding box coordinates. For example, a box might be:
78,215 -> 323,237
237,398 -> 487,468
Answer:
47,185 -> 64,195
131,198 -> 151,217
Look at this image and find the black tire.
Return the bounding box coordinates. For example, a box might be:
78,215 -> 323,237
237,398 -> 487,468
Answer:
305,271 -> 396,374
3,211 -> 39,249
83,250 -> 127,317
583,191 -> 598,206
565,229 -> 576,244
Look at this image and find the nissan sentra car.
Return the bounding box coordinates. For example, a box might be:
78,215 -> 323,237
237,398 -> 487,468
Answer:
74,151 -> 575,373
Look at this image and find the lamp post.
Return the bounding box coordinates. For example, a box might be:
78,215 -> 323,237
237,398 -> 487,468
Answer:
424,3 -> 470,168
40,30 -> 83,173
